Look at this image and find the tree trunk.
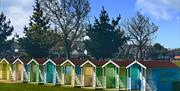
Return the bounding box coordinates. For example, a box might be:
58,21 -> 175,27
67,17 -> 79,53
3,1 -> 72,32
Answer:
64,38 -> 71,59
139,47 -> 143,61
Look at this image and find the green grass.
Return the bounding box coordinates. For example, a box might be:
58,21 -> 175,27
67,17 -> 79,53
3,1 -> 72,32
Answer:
0,83 -> 98,91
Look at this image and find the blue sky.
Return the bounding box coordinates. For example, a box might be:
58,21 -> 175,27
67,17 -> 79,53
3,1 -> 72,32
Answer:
0,0 -> 180,48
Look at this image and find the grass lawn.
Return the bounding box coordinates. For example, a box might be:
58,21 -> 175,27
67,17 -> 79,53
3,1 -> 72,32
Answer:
0,83 -> 98,91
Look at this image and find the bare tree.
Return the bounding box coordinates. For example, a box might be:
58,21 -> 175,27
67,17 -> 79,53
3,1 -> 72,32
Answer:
41,0 -> 90,58
125,12 -> 158,60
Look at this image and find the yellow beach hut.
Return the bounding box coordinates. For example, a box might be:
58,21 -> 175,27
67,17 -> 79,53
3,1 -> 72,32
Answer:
12,58 -> 24,82
0,58 -> 14,80
12,58 -> 30,82
80,60 -> 96,88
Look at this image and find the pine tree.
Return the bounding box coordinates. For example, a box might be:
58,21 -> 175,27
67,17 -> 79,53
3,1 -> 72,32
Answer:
84,7 -> 128,59
0,12 -> 14,57
19,0 -> 56,57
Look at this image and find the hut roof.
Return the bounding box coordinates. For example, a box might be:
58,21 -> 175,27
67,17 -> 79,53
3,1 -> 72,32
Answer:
18,58 -> 31,64
114,60 -> 133,67
52,58 -> 64,65
34,58 -> 47,65
6,58 -> 16,63
70,59 -> 85,66
91,59 -> 107,66
140,61 -> 179,68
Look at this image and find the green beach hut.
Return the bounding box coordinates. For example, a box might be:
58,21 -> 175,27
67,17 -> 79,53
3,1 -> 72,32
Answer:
102,60 -> 120,89
91,60 -> 107,89
27,58 -> 46,83
114,60 -> 133,90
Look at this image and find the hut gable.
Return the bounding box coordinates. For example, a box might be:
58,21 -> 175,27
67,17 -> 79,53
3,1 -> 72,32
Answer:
0,58 -> 10,64
140,61 -> 179,68
126,61 -> 146,69
102,60 -> 119,68
80,60 -> 96,67
13,58 -> 24,64
27,58 -> 39,65
60,59 -> 75,66
43,59 -> 56,65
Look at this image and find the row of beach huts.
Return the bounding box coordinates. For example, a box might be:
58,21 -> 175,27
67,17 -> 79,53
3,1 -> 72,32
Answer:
0,58 -> 180,91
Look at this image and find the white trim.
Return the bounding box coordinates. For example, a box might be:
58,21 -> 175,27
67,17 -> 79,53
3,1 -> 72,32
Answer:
80,60 -> 96,68
126,60 -> 146,69
13,58 -> 24,64
43,58 -> 56,65
27,58 -> 39,65
0,58 -> 10,64
60,59 -> 75,66
102,60 -> 119,68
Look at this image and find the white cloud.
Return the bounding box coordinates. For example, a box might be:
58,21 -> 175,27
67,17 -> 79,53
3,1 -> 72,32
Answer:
1,0 -> 33,37
6,6 -> 32,37
135,0 -> 180,20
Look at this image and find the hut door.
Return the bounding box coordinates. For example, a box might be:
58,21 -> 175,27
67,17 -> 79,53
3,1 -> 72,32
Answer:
106,65 -> 115,88
46,63 -> 54,83
131,65 -> 140,90
31,63 -> 38,82
2,63 -> 8,80
65,65 -> 72,85
16,63 -> 23,80
84,66 -> 93,87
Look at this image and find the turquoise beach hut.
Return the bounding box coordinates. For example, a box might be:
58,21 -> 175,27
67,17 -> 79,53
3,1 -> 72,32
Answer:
126,61 -> 146,91
43,59 -> 56,84
140,61 -> 180,91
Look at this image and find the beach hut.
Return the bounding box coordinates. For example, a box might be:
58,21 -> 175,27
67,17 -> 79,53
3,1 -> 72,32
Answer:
60,59 -> 75,86
12,58 -> 24,82
114,60 -> 133,90
91,60 -> 107,89
102,60 -> 120,89
53,58 -> 64,84
43,59 -> 56,84
141,61 -> 180,91
71,59 -> 85,87
126,61 -> 146,91
27,58 -> 46,83
0,58 -> 13,80
80,60 -> 96,88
